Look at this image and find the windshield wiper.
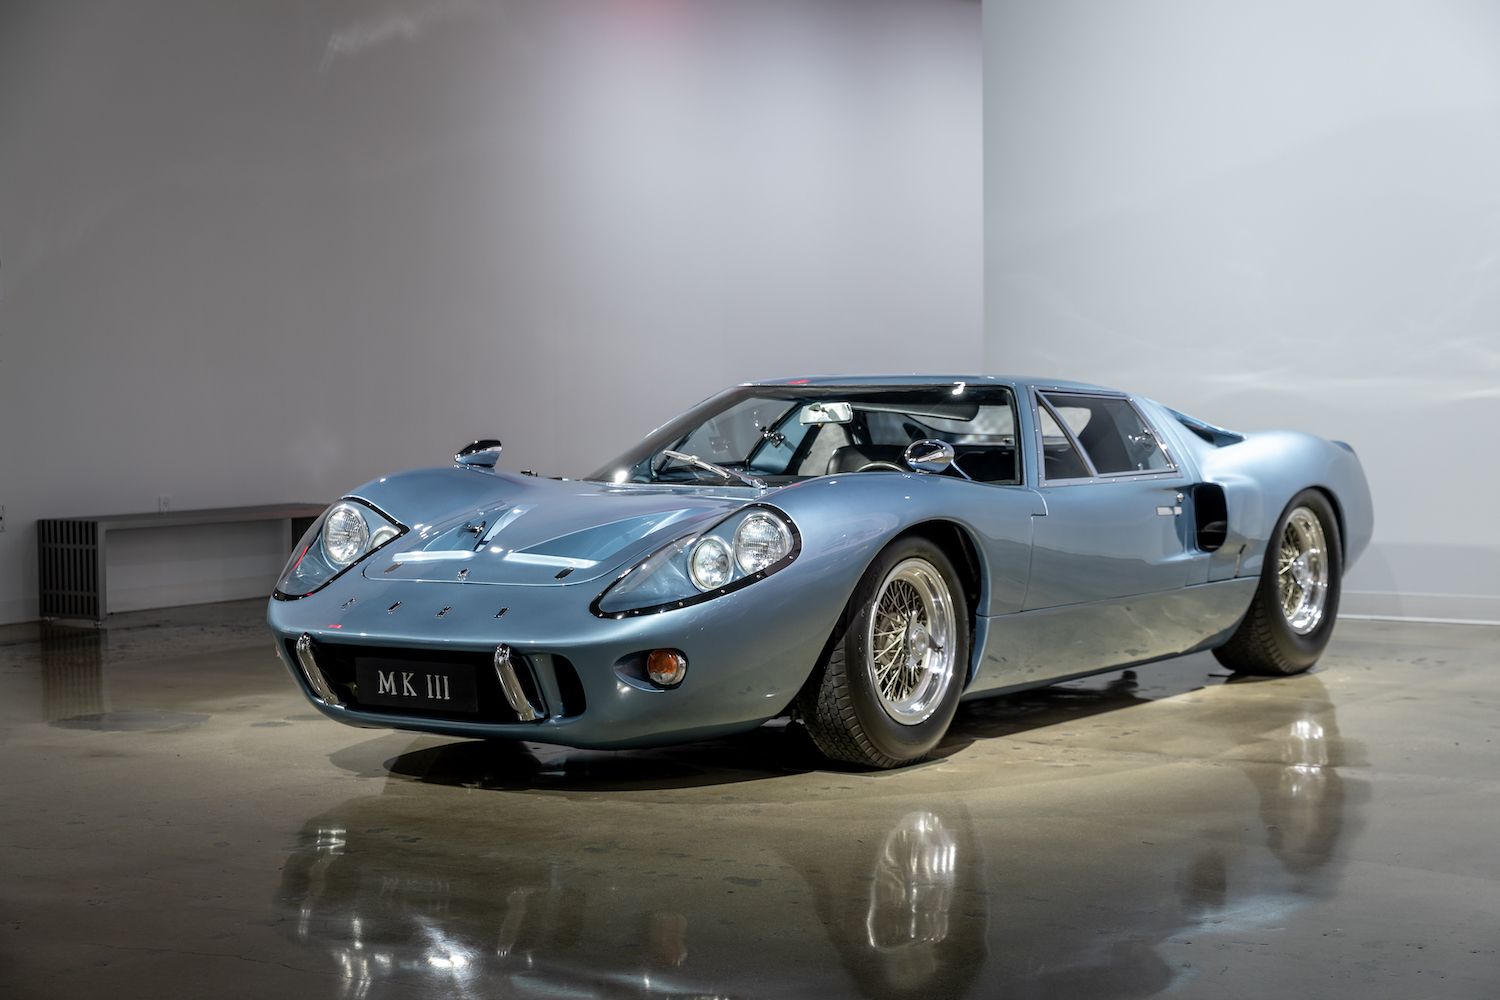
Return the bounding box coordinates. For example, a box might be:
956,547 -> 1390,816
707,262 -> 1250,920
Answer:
661,450 -> 767,489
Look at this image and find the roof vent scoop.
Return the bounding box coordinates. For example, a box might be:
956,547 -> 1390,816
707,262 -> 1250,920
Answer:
1167,410 -> 1244,448
456,439 -> 503,467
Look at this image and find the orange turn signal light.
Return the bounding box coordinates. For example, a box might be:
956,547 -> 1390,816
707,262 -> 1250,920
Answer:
647,649 -> 688,687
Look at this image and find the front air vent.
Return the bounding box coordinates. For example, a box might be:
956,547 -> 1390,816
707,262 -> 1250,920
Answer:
551,656 -> 587,718
286,639 -> 526,723
284,639 -> 584,723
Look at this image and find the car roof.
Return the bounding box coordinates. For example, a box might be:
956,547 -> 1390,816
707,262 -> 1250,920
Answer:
745,374 -> 1118,393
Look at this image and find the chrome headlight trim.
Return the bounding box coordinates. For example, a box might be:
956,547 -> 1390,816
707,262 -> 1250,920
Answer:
589,505 -> 801,619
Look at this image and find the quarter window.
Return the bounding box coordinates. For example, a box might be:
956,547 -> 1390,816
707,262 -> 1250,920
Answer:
1039,392 -> 1174,477
1037,404 -> 1091,481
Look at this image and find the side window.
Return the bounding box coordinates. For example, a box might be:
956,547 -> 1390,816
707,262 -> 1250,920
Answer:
1040,393 -> 1174,476
1037,402 -> 1092,481
920,402 -> 1019,485
817,390 -> 1021,484
863,410 -> 921,447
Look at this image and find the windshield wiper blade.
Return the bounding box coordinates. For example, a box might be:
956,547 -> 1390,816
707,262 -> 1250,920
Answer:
661,450 -> 767,489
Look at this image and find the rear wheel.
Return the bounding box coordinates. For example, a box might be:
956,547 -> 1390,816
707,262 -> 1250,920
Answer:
799,537 -> 969,768
1214,489 -> 1342,676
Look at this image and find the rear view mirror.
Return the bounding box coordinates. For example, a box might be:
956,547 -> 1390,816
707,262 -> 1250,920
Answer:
799,401 -> 853,425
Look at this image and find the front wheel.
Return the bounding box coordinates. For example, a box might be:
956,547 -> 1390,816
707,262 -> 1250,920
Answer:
1214,489 -> 1343,676
799,536 -> 969,768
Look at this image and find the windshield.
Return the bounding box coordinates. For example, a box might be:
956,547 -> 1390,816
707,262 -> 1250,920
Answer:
587,385 -> 1020,487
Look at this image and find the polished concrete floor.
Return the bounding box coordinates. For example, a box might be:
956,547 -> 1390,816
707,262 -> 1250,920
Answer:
1,600 -> 1495,999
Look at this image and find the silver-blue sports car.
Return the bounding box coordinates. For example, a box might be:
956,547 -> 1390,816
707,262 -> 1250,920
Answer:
268,375 -> 1372,768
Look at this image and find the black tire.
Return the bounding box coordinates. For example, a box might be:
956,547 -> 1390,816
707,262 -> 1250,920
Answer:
1214,489 -> 1342,676
798,536 -> 970,768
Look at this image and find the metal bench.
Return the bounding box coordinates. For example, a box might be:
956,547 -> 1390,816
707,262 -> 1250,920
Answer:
38,503 -> 327,623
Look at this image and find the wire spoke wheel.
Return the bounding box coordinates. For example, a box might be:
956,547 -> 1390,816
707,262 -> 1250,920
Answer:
1212,490 -> 1342,677
798,536 -> 970,767
1278,506 -> 1329,635
865,558 -> 957,725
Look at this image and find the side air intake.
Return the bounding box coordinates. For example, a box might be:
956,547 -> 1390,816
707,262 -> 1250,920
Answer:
1191,483 -> 1229,552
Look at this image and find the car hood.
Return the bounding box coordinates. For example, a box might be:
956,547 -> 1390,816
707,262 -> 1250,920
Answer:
353,468 -> 764,587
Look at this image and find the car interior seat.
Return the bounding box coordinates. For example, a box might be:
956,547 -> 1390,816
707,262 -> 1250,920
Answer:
826,445 -> 910,474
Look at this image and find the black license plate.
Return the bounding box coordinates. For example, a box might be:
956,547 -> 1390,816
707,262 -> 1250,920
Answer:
355,657 -> 479,713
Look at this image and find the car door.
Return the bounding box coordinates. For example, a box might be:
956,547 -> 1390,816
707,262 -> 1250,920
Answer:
969,387 -> 1197,694
1022,389 -> 1192,611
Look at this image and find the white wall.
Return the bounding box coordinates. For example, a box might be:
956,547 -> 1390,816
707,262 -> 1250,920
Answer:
0,0 -> 983,624
985,0 -> 1500,623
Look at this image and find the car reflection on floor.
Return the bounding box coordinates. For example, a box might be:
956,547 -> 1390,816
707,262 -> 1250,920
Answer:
279,797 -> 989,999
275,665 -> 1355,1000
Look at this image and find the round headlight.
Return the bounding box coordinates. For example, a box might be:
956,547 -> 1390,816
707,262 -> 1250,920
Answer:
369,524 -> 400,549
734,512 -> 792,574
323,503 -> 370,566
688,536 -> 733,592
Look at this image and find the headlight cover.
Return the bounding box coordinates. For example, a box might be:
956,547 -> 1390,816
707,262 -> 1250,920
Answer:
274,499 -> 406,599
322,503 -> 370,566
689,536 -> 733,592
734,511 -> 793,573
592,506 -> 800,618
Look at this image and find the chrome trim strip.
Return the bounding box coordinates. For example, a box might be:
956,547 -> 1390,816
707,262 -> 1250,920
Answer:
494,644 -> 544,722
295,633 -> 341,706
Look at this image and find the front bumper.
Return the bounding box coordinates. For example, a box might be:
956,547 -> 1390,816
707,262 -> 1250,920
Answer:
267,565 -> 842,749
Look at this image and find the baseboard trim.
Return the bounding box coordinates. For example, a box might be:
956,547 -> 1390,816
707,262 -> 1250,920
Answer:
1339,613 -> 1500,627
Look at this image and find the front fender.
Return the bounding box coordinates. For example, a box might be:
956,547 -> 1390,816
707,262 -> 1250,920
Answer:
769,472 -> 1039,617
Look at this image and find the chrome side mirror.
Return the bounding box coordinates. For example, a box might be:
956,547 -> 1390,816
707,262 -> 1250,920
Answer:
903,439 -> 955,474
456,439 -> 503,467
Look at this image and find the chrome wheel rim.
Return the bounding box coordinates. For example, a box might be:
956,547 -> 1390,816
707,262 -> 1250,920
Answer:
866,558 -> 957,724
1278,507 -> 1329,635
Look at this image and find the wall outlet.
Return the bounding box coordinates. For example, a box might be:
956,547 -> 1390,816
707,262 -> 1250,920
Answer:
158,494 -> 170,513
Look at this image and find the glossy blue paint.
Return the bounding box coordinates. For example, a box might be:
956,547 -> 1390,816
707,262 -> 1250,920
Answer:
969,578 -> 1259,696
268,374 -> 1373,750
1024,477 -> 1194,608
